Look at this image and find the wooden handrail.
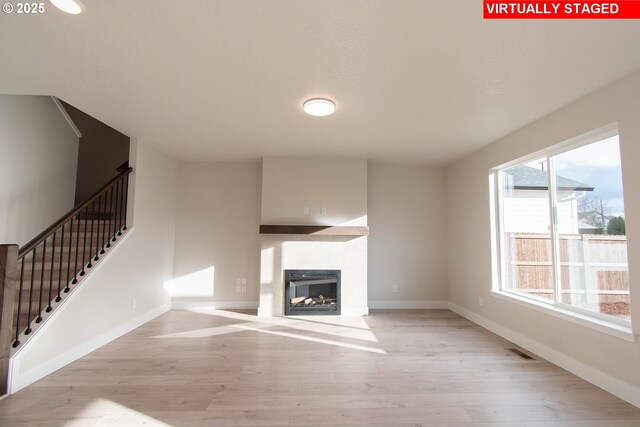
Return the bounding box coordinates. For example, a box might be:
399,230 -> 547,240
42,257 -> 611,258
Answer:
19,168 -> 133,257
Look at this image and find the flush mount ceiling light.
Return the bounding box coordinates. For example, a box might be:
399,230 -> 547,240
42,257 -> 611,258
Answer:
303,98 -> 336,117
49,0 -> 85,14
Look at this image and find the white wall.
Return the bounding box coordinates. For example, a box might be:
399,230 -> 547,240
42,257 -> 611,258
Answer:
258,157 -> 369,316
0,95 -> 79,246
171,160 -> 450,311
261,157 -> 367,226
367,164 -> 448,307
446,70 -> 640,404
171,162 -> 262,304
10,141 -> 178,392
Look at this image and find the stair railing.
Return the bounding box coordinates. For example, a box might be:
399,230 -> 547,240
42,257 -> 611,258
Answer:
6,167 -> 132,351
0,244 -> 18,394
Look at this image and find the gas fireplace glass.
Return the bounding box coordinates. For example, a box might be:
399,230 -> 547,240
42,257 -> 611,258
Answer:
284,269 -> 341,315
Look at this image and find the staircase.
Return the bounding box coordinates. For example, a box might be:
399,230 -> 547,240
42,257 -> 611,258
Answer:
14,217 -> 112,339
9,168 -> 132,349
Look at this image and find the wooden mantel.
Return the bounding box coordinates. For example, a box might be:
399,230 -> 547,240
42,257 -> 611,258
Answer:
259,225 -> 369,236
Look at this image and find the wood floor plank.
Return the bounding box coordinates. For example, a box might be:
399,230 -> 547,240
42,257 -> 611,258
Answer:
0,309 -> 638,426
288,406 -> 475,424
465,403 -> 640,423
524,421 -> 640,427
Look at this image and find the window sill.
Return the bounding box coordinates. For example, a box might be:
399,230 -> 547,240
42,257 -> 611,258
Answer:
490,290 -> 636,343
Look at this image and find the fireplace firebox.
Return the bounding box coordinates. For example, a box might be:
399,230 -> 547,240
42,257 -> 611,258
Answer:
284,270 -> 341,315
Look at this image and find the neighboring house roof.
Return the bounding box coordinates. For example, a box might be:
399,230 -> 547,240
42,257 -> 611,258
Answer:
579,211 -> 598,220
504,165 -> 594,191
578,218 -> 600,230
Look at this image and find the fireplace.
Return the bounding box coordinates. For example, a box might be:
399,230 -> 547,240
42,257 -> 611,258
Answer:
258,234 -> 367,317
284,269 -> 341,315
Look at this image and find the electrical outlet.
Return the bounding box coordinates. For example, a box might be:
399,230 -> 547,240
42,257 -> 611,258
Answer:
478,297 -> 483,306
303,207 -> 309,215
393,284 -> 399,293
132,298 -> 137,309
321,207 -> 327,216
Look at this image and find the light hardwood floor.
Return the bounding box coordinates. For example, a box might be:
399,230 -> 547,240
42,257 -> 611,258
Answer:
1,309 -> 639,426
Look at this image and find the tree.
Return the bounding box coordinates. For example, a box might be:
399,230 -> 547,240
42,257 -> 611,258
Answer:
607,216 -> 626,235
578,195 -> 611,232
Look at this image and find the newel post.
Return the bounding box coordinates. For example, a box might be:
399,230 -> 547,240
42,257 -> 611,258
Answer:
0,244 -> 18,395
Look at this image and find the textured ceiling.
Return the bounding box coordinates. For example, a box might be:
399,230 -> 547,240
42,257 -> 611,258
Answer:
1,1 -> 640,164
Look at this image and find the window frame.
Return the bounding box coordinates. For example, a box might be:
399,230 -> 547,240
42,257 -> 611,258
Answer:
489,124 -> 634,337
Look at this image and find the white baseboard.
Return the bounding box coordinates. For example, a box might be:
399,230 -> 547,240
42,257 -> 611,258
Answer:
9,302 -> 171,394
172,300 -> 259,310
368,300 -> 449,309
447,302 -> 640,409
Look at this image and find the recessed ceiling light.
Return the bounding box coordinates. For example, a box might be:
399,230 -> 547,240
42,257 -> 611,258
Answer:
49,0 -> 85,14
303,98 -> 336,117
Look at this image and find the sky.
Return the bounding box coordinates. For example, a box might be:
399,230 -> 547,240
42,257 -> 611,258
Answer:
553,135 -> 625,216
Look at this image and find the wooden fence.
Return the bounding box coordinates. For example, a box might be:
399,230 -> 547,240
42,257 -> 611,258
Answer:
505,233 -> 630,318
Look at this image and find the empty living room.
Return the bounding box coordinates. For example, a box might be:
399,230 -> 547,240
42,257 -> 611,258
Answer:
1,1 -> 640,426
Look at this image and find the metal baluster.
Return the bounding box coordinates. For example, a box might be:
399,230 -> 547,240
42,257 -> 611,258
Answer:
46,231 -> 56,312
13,257 -> 25,347
118,177 -> 124,236
65,217 -> 73,292
111,181 -> 120,242
80,208 -> 88,276
95,194 -> 102,260
56,224 -> 65,302
72,215 -> 80,285
122,174 -> 129,231
25,247 -> 36,335
36,240 -> 46,323
101,190 -> 108,254
87,200 -> 96,268
106,185 -> 114,248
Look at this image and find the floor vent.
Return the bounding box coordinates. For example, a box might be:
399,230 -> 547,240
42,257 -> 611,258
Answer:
508,347 -> 534,360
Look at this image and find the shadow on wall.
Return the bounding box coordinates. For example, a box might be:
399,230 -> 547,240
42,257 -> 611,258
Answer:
60,100 -> 130,206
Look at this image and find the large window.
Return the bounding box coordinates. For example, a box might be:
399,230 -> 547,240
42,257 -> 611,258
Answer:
492,129 -> 631,326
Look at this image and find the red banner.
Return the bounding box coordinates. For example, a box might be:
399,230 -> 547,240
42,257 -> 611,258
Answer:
484,1 -> 640,19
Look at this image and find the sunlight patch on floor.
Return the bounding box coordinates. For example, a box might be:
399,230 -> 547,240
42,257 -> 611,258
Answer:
230,323 -> 387,354
73,398 -> 171,427
180,309 -> 380,341
149,310 -> 386,354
